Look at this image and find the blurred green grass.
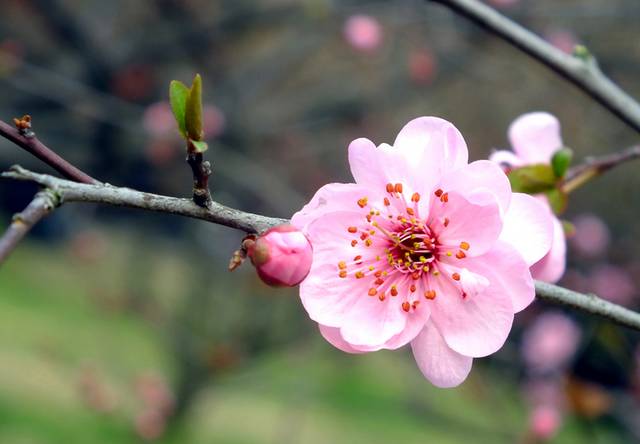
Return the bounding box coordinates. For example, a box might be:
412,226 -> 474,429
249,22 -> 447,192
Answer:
0,240 -> 620,443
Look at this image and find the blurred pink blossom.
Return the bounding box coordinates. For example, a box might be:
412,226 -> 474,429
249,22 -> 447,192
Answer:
590,264 -> 636,306
142,102 -> 175,137
408,49 -> 437,85
490,112 -> 567,283
545,29 -> 579,55
135,408 -> 166,441
488,0 -> 520,7
521,311 -> 581,373
135,373 -> 174,415
530,405 -> 562,440
292,116 -> 554,387
570,213 -> 610,258
343,15 -> 383,52
203,104 -> 226,137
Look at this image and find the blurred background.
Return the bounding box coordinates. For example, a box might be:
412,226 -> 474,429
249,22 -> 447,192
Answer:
1,0 -> 640,442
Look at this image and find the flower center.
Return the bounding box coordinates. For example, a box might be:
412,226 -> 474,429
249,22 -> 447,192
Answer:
335,182 -> 474,312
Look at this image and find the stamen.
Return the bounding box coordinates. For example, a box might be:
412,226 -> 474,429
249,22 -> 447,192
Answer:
339,271 -> 347,278
378,293 -> 386,301
351,240 -> 358,247
338,261 -> 347,270
424,290 -> 436,300
383,197 -> 391,206
411,192 -> 420,202
406,207 -> 415,216
456,250 -> 466,259
401,302 -> 411,312
443,218 -> 450,227
434,189 -> 443,197
368,288 -> 377,296
347,226 -> 358,233
410,284 -> 416,292
440,192 -> 449,203
452,272 -> 461,281
460,241 -> 470,251
355,271 -> 365,279
386,183 -> 394,193
357,197 -> 368,208
390,286 -> 398,297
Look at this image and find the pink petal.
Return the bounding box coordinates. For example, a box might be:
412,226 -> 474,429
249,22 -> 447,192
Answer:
430,266 -> 514,357
319,324 -> 371,353
291,182 -> 372,230
499,193 -> 554,266
393,116 -> 469,172
463,241 -> 535,313
431,190 -> 503,257
489,149 -> 524,169
531,217 -> 566,283
438,160 -> 512,214
411,321 -> 473,388
508,112 -> 563,164
339,294 -> 408,347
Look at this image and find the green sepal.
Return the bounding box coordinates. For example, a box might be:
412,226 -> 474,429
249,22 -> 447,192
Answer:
507,164 -> 557,194
169,80 -> 190,137
545,187 -> 568,215
561,220 -> 576,237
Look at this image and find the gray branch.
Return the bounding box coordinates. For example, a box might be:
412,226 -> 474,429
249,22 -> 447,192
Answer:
535,281 -> 640,331
4,166 -> 640,331
430,0 -> 640,133
1,166 -> 286,234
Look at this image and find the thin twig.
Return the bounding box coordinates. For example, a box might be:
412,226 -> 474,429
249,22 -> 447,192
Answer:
0,189 -> 61,265
535,281 -> 640,331
186,148 -> 212,207
562,145 -> 640,193
2,166 -> 285,234
429,0 -> 640,134
0,119 -> 98,184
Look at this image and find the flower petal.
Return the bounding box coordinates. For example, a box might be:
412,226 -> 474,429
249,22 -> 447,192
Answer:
431,190 -> 503,257
318,324 -> 372,353
339,295 -> 408,347
464,241 -> 535,313
531,218 -> 566,283
438,160 -> 512,214
430,266 -> 514,357
499,193 -> 554,266
291,182 -> 373,231
411,321 -> 473,388
489,149 -> 524,170
508,112 -> 563,164
393,116 -> 469,171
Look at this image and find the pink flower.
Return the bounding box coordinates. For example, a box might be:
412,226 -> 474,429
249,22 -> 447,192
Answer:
247,225 -> 313,287
292,117 -> 553,387
570,213 -> 610,258
529,405 -> 562,440
408,48 -> 437,85
544,29 -> 579,55
521,311 -> 581,373
490,112 -> 567,283
343,15 -> 383,52
142,102 -> 176,137
590,264 -> 636,306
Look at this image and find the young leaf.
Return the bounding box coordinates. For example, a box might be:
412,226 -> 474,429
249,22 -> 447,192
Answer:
551,147 -> 573,178
507,164 -> 557,194
169,80 -> 190,137
185,74 -> 203,141
190,139 -> 208,153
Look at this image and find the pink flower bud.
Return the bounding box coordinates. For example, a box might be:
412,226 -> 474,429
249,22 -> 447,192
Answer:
343,15 -> 382,52
247,225 -> 313,287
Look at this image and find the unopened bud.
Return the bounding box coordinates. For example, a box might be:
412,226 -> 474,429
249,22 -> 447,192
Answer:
246,225 -> 313,287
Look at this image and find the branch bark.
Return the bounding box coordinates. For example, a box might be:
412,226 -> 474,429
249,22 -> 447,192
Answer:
562,145 -> 640,193
0,119 -> 98,184
0,189 -> 60,265
2,166 -> 285,234
429,0 -> 640,134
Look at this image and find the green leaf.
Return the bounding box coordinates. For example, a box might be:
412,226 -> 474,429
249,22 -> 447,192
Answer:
169,80 -> 190,138
545,188 -> 568,215
507,164 -> 557,194
190,139 -> 208,153
185,74 -> 203,141
551,147 -> 573,178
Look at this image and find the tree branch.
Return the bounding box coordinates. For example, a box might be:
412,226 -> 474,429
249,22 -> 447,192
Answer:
0,189 -> 60,265
3,166 -> 640,331
429,0 -> 640,134
1,166 -> 285,234
0,119 -> 98,184
535,281 -> 640,331
562,145 -> 640,193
